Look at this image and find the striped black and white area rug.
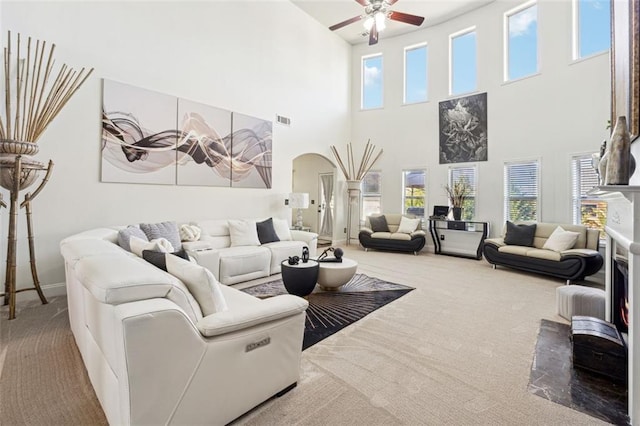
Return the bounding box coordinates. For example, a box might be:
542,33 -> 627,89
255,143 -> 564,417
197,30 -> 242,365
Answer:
242,274 -> 414,350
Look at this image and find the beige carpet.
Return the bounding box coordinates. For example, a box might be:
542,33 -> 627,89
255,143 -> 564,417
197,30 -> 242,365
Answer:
0,249 -> 608,425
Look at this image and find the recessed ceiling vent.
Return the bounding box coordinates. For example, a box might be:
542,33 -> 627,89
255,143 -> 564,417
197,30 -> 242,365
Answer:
276,114 -> 291,126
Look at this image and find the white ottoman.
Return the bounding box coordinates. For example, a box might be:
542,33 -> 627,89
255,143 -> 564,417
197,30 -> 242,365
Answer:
317,257 -> 358,290
556,285 -> 605,321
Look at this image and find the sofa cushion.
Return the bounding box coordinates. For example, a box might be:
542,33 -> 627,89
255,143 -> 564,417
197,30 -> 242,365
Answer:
140,221 -> 182,251
130,236 -> 174,258
166,255 -> 228,315
498,245 -> 530,256
397,217 -> 420,234
533,223 -> 588,249
543,226 -> 580,252
218,246 -> 271,285
389,233 -> 411,241
504,221 -> 536,246
256,218 -> 280,244
262,240 -> 305,274
525,248 -> 562,261
272,218 -> 292,241
369,215 -> 389,233
371,232 -> 392,239
228,220 -> 261,247
142,249 -> 190,271
117,225 -> 148,252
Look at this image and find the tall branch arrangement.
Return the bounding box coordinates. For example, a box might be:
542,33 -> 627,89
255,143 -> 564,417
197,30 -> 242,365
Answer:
444,177 -> 471,208
1,31 -> 93,142
330,139 -> 383,181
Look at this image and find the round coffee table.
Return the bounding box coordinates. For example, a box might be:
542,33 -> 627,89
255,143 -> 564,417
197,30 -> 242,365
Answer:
280,259 -> 319,297
316,257 -> 358,291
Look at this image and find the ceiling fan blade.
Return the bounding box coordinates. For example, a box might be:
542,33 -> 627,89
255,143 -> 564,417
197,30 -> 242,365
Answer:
329,15 -> 363,31
369,21 -> 379,45
386,0 -> 400,4
388,10 -> 425,26
354,0 -> 369,6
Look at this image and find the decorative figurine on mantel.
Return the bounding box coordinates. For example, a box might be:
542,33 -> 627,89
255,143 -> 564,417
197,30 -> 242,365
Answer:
0,31 -> 93,319
605,116 -> 633,185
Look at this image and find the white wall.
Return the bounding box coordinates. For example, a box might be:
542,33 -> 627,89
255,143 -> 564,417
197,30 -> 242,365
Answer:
0,1 -> 351,289
350,0 -> 611,240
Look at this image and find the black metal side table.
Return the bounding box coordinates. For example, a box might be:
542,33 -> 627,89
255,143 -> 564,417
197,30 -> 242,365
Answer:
280,259 -> 319,297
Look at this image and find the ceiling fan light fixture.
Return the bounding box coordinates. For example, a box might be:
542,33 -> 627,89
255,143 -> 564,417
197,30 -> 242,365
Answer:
374,11 -> 386,31
363,16 -> 374,31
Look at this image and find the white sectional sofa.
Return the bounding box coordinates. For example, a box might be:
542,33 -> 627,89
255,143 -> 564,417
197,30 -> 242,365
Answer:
185,218 -> 318,285
60,226 -> 309,425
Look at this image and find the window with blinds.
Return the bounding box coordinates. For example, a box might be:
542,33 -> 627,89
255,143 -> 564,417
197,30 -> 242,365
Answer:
362,171 -> 382,220
448,166 -> 476,220
403,170 -> 426,217
572,155 -> 607,237
504,160 -> 539,222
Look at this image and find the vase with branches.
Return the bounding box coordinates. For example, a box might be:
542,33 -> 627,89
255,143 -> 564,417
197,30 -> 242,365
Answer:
444,177 -> 471,220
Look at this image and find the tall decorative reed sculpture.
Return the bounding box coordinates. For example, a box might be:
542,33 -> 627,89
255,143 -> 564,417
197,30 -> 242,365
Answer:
330,140 -> 383,245
0,31 -> 93,319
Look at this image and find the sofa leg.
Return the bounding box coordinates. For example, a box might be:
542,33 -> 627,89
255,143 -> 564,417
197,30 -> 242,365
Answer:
492,264 -> 496,269
364,248 -> 368,252
276,382 -> 297,397
566,279 -> 571,286
413,251 -> 417,256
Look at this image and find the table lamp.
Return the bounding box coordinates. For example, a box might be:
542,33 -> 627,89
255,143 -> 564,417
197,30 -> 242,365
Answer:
289,193 -> 309,229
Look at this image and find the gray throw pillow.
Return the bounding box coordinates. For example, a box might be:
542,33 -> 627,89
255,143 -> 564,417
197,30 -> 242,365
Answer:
369,215 -> 389,233
142,249 -> 190,271
140,221 -> 182,251
256,218 -> 280,244
117,225 -> 148,252
504,221 -> 537,247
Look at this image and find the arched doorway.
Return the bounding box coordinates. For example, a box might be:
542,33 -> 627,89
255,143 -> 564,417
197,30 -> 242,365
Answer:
292,154 -> 337,245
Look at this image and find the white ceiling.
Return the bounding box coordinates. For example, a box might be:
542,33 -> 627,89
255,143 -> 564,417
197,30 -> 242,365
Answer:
291,0 -> 496,45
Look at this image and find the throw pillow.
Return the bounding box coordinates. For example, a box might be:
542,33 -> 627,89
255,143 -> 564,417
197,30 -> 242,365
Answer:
397,217 -> 420,234
256,218 -> 280,244
129,236 -> 174,258
228,219 -> 261,247
542,226 -> 580,252
272,218 -> 292,241
142,249 -> 190,271
117,225 -> 148,252
503,221 -> 537,247
369,215 -> 389,233
140,221 -> 182,251
166,255 -> 228,315
179,224 -> 201,242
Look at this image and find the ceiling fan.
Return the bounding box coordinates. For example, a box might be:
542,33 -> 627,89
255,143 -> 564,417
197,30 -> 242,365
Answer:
329,0 -> 425,46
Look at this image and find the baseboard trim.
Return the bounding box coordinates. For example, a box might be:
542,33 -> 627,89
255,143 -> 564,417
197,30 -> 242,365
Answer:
13,282 -> 66,301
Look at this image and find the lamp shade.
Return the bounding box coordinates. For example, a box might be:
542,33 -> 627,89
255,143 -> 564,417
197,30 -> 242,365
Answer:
289,193 -> 309,209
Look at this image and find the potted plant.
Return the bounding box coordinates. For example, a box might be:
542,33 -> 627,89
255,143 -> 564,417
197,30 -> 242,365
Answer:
444,177 -> 471,220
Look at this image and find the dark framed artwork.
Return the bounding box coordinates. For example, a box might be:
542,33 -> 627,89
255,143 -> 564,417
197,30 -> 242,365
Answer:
439,92 -> 488,164
611,0 -> 639,142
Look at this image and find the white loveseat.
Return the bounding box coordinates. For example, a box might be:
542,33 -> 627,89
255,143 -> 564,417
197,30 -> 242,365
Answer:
185,219 -> 318,285
60,227 -> 309,425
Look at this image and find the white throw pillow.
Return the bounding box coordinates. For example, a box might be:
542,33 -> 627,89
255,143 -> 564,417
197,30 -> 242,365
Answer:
227,220 -> 261,247
166,255 -> 228,315
396,217 -> 420,234
179,224 -> 201,242
542,226 -> 580,252
129,236 -> 174,257
272,218 -> 292,241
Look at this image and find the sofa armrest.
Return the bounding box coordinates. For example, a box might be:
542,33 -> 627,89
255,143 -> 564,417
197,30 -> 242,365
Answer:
360,227 -> 373,234
196,295 -> 308,337
290,230 -> 318,257
410,230 -> 426,238
186,247 -> 221,280
484,237 -> 505,248
560,248 -> 601,258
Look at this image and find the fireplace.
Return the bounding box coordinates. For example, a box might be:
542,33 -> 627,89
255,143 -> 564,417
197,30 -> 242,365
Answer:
613,256 -> 630,334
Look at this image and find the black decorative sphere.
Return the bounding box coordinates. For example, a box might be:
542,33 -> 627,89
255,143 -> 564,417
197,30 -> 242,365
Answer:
334,248 -> 344,259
